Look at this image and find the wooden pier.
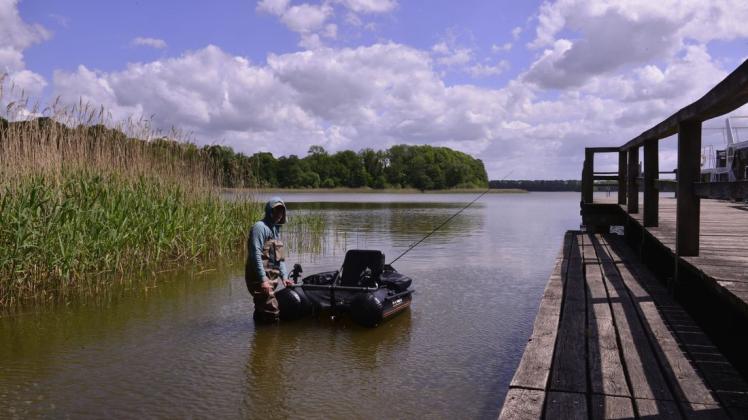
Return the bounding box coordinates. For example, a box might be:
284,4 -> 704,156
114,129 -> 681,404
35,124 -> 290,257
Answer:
500,60 -> 748,418
500,232 -> 748,419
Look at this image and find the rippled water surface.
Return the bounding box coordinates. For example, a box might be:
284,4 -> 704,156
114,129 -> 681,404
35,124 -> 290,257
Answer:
1,192 -> 581,419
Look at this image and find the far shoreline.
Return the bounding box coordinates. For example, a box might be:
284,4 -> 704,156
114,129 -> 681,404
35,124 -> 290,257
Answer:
223,187 -> 529,194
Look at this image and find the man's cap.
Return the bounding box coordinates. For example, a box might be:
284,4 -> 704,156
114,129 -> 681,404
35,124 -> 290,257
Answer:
272,202 -> 285,208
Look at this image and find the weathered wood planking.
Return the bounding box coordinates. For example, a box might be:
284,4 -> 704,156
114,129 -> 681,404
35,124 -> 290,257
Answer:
596,235 -> 727,416
544,391 -> 587,418
583,234 -> 630,398
635,398 -> 682,419
599,259 -> 674,402
499,231 -> 748,419
548,233 -> 588,394
499,389 -> 545,420
590,395 -> 635,419
509,232 -> 572,391
602,235 -> 748,414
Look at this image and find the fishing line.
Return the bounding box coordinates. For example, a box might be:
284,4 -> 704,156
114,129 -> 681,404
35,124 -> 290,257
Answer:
387,171 -> 513,265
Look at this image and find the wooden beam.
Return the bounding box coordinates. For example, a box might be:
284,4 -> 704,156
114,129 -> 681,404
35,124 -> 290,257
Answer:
586,147 -> 620,153
583,149 -> 594,204
627,147 -> 639,213
676,121 -> 702,256
643,140 -> 659,227
621,58 -> 748,151
618,151 -> 627,205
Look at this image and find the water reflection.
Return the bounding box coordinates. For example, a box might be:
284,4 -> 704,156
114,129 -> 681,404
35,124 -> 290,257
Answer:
1,192 -> 581,419
286,201 -> 483,266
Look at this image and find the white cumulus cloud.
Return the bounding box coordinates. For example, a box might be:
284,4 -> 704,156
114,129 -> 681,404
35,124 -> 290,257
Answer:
525,0 -> 748,89
334,0 -> 397,14
28,0 -> 748,179
0,0 -> 50,96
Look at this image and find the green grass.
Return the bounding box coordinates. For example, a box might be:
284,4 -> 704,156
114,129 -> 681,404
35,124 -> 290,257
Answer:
0,172 -> 315,307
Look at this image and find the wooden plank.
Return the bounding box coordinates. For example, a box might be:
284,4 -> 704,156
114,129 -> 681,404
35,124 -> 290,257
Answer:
590,395 -> 634,419
584,235 -> 630,398
499,388 -> 545,420
635,398 -> 682,419
635,300 -> 722,407
509,235 -> 572,390
549,235 -> 588,394
601,242 -> 720,406
679,403 -> 729,419
544,391 -> 587,419
588,147 -> 620,153
597,254 -> 674,401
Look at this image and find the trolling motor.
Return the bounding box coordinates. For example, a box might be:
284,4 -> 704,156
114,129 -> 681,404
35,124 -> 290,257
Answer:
290,263 -> 303,283
275,263 -> 312,321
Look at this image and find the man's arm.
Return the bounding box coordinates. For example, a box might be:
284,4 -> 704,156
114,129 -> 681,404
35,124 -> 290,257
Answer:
279,260 -> 288,280
249,224 -> 267,282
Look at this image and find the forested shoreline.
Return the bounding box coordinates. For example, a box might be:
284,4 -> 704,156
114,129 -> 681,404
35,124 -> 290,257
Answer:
2,117 -> 489,191
245,145 -> 488,190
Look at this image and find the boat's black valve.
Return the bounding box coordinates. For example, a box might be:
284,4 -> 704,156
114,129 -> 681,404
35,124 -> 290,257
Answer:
290,263 -> 303,283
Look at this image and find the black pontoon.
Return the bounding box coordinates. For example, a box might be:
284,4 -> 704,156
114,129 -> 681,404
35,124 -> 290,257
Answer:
275,250 -> 414,327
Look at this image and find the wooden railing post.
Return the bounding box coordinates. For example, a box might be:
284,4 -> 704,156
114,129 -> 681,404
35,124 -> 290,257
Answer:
618,150 -> 627,205
627,147 -> 639,213
676,120 -> 702,256
643,140 -> 659,227
582,149 -> 594,204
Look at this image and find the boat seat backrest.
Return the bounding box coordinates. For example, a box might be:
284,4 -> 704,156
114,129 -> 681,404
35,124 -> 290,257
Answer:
340,250 -> 384,287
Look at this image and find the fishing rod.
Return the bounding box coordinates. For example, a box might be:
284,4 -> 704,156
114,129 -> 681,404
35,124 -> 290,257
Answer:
387,171 -> 513,265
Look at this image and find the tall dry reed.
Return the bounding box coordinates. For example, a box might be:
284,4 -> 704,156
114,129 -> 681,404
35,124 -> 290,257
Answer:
0,76 -> 324,309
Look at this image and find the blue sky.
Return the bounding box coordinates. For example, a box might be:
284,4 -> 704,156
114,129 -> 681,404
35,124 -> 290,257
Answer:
3,0 -> 748,178
18,1 -> 539,87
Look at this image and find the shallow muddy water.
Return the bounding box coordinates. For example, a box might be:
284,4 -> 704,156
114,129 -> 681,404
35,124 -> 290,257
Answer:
0,192 -> 581,419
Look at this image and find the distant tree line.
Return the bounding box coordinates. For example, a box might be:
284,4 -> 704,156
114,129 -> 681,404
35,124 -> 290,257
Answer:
2,117 -> 488,190
245,144 -> 488,190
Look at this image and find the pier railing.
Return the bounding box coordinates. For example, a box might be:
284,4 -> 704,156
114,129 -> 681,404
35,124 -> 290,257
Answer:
581,59 -> 748,256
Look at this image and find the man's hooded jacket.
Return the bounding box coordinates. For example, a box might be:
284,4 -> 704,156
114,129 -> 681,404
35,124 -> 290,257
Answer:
245,197 -> 288,288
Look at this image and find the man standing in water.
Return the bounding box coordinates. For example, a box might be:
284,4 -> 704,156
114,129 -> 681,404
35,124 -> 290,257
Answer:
246,197 -> 294,323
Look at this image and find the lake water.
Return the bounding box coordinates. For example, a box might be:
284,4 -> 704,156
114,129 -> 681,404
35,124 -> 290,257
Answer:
0,192 -> 582,419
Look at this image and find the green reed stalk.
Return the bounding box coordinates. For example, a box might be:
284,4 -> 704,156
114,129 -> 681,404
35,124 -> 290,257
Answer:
0,80 -> 326,309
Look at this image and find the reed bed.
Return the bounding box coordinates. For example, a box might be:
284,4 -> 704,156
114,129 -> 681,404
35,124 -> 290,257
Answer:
0,79 -> 324,308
